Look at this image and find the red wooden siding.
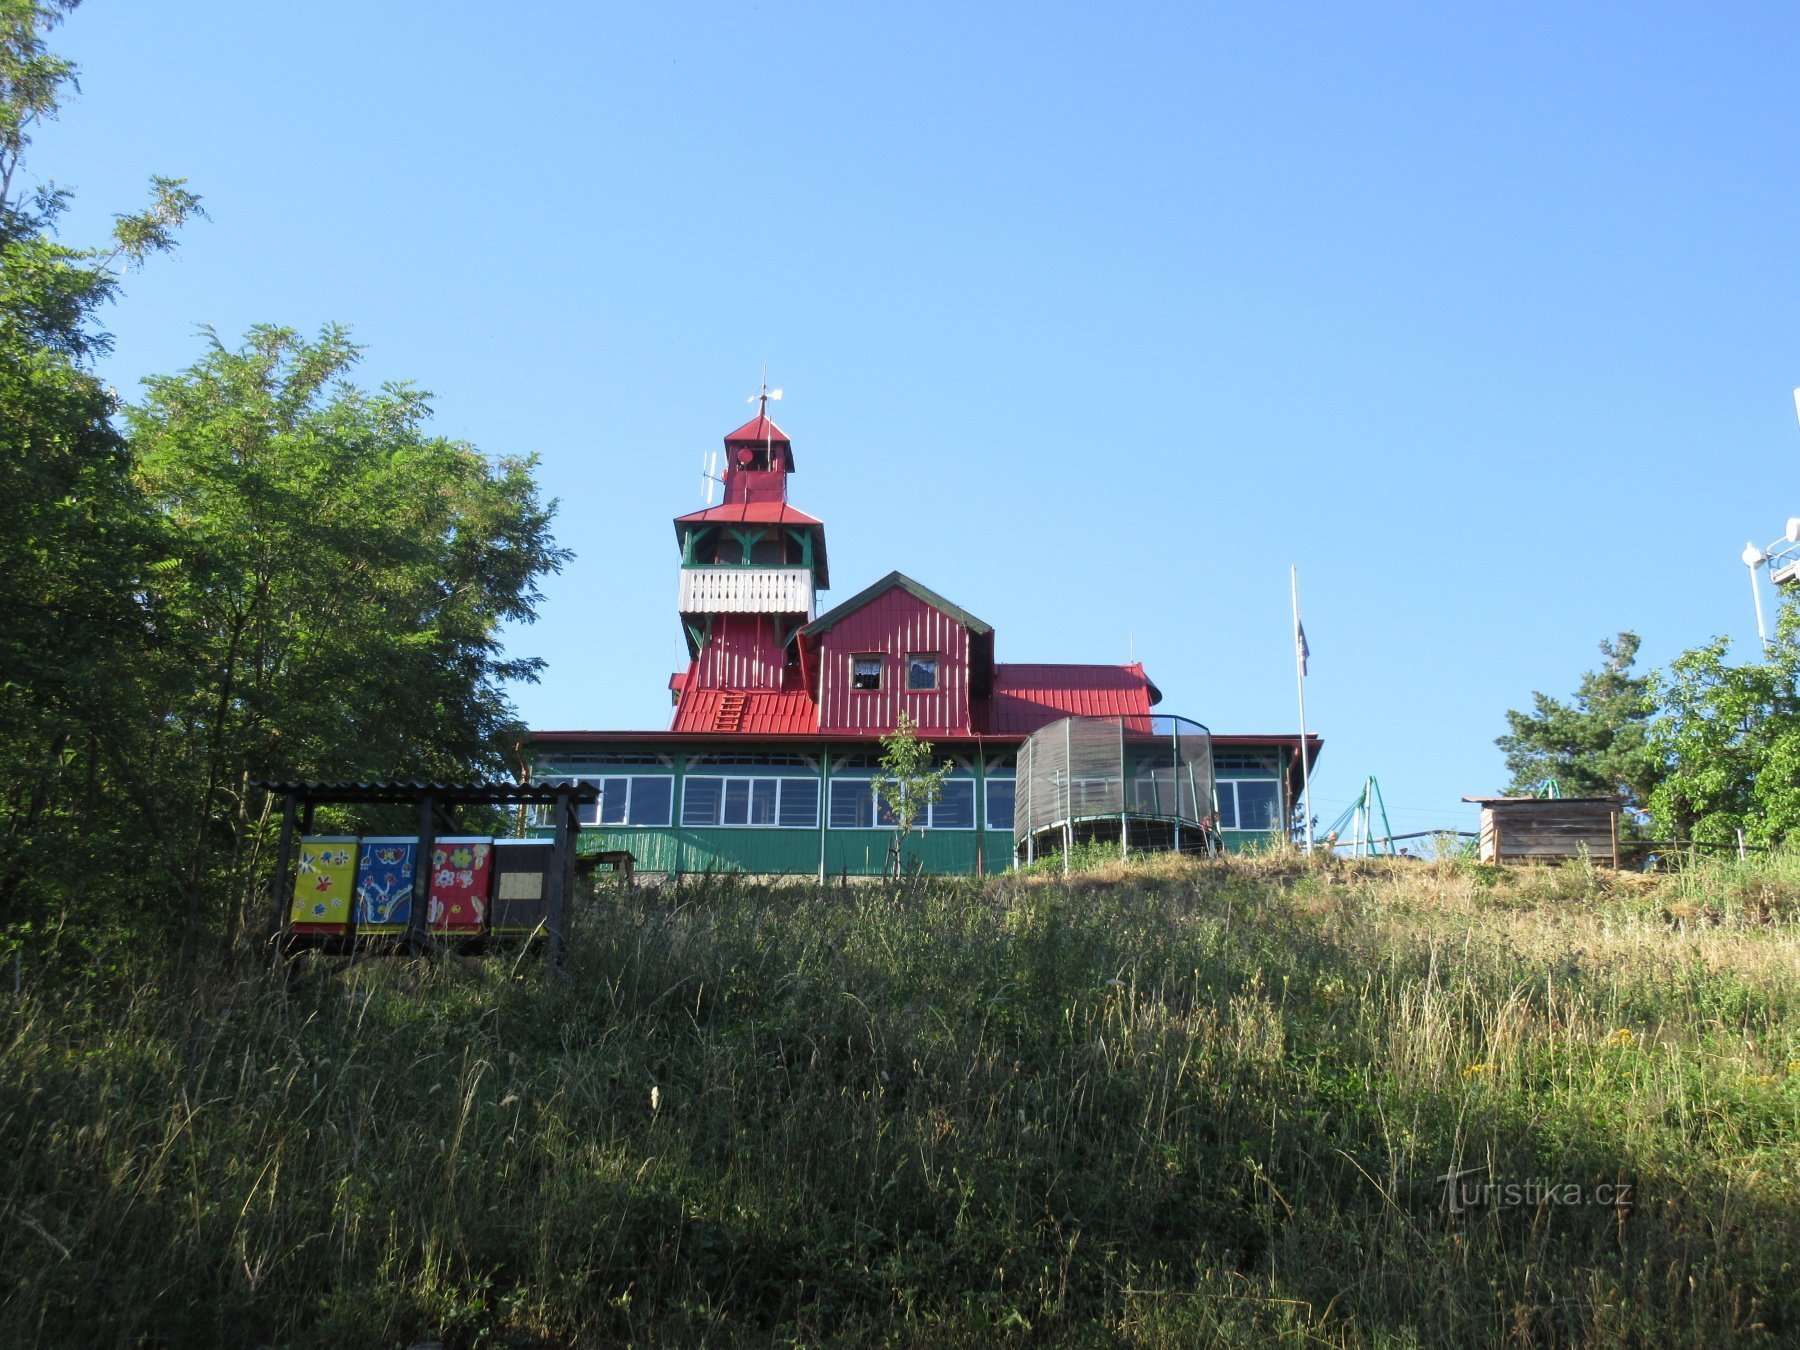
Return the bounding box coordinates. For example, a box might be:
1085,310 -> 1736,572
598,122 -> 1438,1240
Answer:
696,615 -> 790,690
816,589 -> 972,734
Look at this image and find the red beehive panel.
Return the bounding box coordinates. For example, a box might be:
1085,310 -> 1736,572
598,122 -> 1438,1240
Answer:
816,587 -> 973,735
427,836 -> 493,933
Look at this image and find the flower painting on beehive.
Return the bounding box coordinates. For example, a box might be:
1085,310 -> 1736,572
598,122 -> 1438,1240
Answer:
428,837 -> 493,933
289,837 -> 358,934
354,836 -> 418,933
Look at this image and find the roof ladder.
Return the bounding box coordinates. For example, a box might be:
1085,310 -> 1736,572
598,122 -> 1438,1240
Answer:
714,690 -> 748,732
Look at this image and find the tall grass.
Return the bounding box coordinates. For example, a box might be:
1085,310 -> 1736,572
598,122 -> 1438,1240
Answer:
4,851 -> 1799,1345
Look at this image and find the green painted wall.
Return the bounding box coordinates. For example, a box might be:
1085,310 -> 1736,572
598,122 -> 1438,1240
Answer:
533,740 -> 1292,874
572,825 -> 1012,876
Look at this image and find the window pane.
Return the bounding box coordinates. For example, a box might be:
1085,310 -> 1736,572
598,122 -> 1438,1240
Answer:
682,777 -> 723,827
829,780 -> 871,829
1238,780 -> 1282,831
749,778 -> 777,825
932,779 -> 974,829
598,777 -> 629,826
852,655 -> 882,690
629,777 -> 672,826
874,788 -> 898,828
779,778 -> 819,827
907,654 -> 938,690
1215,782 -> 1238,830
986,779 -> 1015,830
723,779 -> 751,826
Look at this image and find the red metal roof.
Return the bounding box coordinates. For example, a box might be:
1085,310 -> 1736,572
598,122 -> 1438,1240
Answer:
976,663 -> 1158,735
669,688 -> 819,735
723,414 -> 790,444
673,502 -> 823,527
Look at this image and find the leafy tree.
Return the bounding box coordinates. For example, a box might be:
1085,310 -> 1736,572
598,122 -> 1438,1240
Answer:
118,325 -> 569,956
0,0 -> 201,950
1495,632 -> 1661,810
1646,606 -> 1800,847
872,712 -> 951,876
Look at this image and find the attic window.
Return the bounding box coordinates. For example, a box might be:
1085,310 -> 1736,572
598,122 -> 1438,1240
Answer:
852,654 -> 883,691
907,653 -> 938,691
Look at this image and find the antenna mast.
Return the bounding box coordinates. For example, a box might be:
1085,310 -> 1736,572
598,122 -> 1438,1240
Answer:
748,366 -> 782,468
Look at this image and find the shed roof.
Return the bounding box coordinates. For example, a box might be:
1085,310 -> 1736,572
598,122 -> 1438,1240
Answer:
1461,796 -> 1622,806
669,688 -> 819,735
250,779 -> 596,805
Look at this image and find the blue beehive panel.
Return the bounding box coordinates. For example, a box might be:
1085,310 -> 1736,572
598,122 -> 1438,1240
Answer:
354,836 -> 419,933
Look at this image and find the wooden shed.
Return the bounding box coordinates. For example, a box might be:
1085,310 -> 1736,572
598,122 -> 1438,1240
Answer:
1462,796 -> 1621,866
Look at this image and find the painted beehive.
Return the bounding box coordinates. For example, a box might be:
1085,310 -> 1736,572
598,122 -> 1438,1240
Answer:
428,836 -> 493,933
489,839 -> 555,933
354,836 -> 419,933
289,836 -> 359,935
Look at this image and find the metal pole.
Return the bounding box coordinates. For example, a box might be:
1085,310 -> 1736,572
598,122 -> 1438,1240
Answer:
817,751 -> 830,883
1746,545 -> 1769,654
1291,566 -> 1315,851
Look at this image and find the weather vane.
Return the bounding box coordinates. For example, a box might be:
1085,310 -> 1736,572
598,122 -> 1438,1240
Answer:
747,363 -> 783,418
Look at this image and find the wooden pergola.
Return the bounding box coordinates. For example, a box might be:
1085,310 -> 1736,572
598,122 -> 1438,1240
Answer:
254,779 -> 599,966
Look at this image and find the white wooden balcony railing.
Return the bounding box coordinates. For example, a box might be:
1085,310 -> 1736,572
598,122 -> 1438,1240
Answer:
678,566 -> 815,617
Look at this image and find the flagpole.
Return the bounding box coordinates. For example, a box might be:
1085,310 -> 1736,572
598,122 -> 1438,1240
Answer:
1291,565 -> 1315,852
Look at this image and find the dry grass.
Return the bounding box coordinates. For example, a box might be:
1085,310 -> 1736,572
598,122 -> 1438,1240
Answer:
3,850 -> 1799,1345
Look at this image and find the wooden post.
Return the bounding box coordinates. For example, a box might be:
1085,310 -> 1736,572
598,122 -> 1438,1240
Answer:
265,791 -> 298,966
407,793 -> 436,956
546,786 -> 575,970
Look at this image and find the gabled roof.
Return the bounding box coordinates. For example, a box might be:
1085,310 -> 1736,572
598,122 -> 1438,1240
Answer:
976,663 -> 1160,735
723,414 -> 790,445
802,570 -> 992,637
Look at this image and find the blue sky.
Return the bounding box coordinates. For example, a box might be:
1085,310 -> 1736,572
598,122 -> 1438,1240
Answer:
35,1 -> 1800,839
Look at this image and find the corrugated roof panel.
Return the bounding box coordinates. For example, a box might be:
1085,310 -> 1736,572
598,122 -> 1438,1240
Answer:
976,663 -> 1157,734
670,688 -> 819,735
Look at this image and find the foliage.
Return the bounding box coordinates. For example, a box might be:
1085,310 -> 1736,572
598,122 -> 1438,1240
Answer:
7,853 -> 1800,1344
0,5 -> 564,967
116,325 -> 569,956
1496,631 -> 1660,809
0,0 -> 202,956
871,711 -> 951,875
1647,604 -> 1800,847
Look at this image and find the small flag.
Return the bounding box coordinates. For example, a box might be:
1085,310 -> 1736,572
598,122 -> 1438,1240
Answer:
1295,618 -> 1310,677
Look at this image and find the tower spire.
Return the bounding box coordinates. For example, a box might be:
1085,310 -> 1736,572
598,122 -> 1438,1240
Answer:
748,366 -> 782,465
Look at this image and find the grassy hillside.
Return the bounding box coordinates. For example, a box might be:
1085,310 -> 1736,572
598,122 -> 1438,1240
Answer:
5,851 -> 1799,1346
